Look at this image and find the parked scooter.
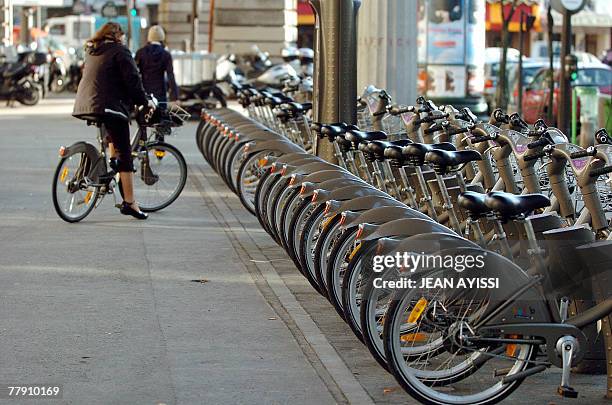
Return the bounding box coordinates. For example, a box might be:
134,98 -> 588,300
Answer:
178,80 -> 227,118
0,51 -> 46,106
216,45 -> 299,91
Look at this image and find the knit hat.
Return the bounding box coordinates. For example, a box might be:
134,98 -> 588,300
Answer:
148,25 -> 165,43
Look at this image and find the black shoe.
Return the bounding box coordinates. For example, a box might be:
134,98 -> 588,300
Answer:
119,201 -> 148,220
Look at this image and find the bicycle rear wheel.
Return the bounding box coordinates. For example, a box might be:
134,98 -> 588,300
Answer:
52,151 -> 99,223
133,141 -> 187,212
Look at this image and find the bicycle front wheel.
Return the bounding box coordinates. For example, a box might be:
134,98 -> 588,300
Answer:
133,141 -> 187,212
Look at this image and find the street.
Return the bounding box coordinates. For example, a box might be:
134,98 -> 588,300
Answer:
0,96 -> 609,405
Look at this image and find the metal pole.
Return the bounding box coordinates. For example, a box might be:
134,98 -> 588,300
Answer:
208,0 -> 214,53
126,0 -> 133,51
558,9 -> 572,135
191,0 -> 198,52
518,11 -> 524,116
546,4 -> 554,123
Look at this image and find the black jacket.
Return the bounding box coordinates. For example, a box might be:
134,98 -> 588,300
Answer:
135,43 -> 178,101
73,41 -> 148,119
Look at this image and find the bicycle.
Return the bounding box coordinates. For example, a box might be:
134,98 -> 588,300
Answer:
52,102 -> 188,223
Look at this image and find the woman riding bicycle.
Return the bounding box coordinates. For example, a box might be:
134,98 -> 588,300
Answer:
73,22 -> 153,220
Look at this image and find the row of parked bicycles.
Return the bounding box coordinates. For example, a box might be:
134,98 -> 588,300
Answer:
195,81 -> 612,404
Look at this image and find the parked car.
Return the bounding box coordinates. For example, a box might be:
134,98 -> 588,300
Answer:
602,48 -> 612,67
506,59 -> 552,113
519,61 -> 611,125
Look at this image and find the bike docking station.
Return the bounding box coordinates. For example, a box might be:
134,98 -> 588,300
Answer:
194,1 -> 612,403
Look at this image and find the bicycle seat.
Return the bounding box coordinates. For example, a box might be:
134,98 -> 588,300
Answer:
367,139 -> 411,160
425,149 -> 482,174
345,130 -> 387,148
104,108 -> 129,121
180,83 -> 201,93
485,192 -> 550,220
457,191 -> 491,219
401,142 -> 456,166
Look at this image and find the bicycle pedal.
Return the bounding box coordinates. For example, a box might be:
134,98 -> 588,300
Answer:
557,385 -> 578,398
114,203 -> 122,209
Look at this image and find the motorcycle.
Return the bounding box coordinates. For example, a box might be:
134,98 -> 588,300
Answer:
0,51 -> 46,106
216,46 -> 299,92
177,79 -> 228,118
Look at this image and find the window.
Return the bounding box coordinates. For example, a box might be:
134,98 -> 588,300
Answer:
49,24 -> 65,36
73,22 -> 92,40
575,68 -> 612,87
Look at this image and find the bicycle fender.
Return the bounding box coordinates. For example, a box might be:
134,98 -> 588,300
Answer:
62,141 -> 105,182
324,195 -> 400,218
362,217 -> 452,241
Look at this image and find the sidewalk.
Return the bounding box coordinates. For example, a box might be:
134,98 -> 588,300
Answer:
0,98 -> 338,405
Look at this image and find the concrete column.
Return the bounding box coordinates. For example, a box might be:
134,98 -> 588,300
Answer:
159,0 -> 210,50
0,0 -> 13,46
212,0 -> 297,58
356,0 -> 417,104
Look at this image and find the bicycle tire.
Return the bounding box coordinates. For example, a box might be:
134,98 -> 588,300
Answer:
52,151 -> 100,223
134,141 -> 187,212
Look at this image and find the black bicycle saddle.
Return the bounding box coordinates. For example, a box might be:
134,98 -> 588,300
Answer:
485,192 -> 550,220
425,149 -> 482,174
457,191 -> 491,218
401,142 -> 456,166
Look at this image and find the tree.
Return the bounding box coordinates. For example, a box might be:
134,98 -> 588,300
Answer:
494,0 -> 518,111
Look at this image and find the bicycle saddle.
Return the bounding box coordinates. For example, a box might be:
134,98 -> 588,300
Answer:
485,192 -> 550,220
345,130 -> 387,148
457,191 -> 491,219
425,149 -> 482,174
367,139 -> 412,160
401,142 -> 456,166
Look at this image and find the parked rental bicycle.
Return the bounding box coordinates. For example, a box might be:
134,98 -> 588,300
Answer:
52,99 -> 189,222
196,77 -> 612,405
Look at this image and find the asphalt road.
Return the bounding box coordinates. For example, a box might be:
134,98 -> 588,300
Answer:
0,96 -> 608,405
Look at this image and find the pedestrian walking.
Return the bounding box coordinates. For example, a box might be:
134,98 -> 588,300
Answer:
135,25 -> 179,105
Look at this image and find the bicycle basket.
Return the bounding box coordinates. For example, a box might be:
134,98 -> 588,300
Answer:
160,103 -> 190,127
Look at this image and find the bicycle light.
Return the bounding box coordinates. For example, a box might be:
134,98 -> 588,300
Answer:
58,146 -> 67,157
289,174 -> 297,186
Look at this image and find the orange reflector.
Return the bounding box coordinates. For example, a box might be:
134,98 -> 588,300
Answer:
258,158 -> 268,167
339,213 -> 347,225
323,201 -> 332,215
289,175 -> 297,186
58,146 -> 67,157
407,297 -> 428,324
155,150 -> 166,158
348,242 -> 362,260
60,167 -> 69,182
84,191 -> 93,204
506,334 -> 520,357
356,224 -> 364,240
400,332 -> 427,342
280,165 -> 288,175
311,190 -> 319,202
300,184 -> 307,194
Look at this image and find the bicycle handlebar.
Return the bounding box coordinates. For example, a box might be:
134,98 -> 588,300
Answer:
470,135 -> 493,144
590,165 -> 612,177
570,148 -> 597,159
527,137 -> 549,149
